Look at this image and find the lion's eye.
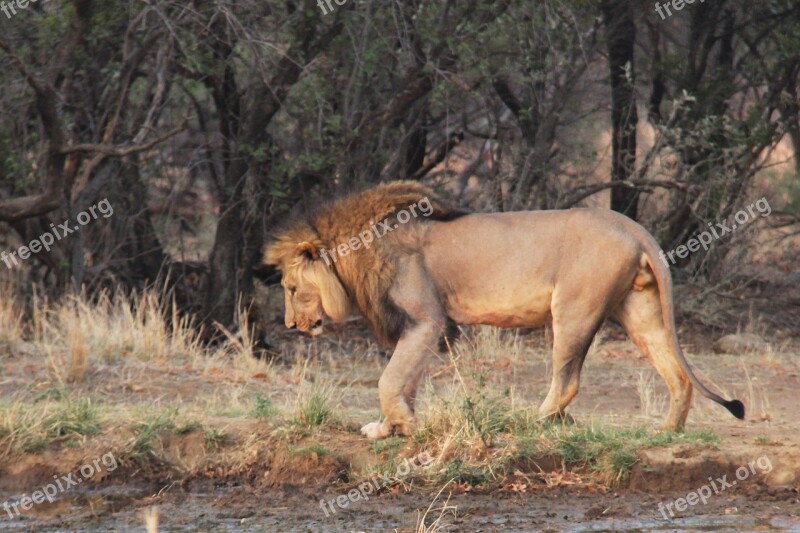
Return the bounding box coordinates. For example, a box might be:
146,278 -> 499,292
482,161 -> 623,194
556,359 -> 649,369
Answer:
288,287 -> 297,295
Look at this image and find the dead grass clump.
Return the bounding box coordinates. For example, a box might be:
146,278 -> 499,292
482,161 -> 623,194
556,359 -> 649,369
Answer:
36,290 -> 203,367
415,483 -> 457,533
417,327 -> 522,452
409,327 -> 724,489
0,280 -> 24,355
209,306 -> 274,376
413,332 -> 529,486
27,288 -> 270,384
636,371 -> 666,420
33,290 -> 202,385
0,399 -> 51,456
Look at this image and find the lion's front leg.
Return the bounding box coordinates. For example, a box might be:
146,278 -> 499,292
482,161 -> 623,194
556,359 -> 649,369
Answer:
360,321 -> 441,439
360,372 -> 427,439
360,255 -> 445,440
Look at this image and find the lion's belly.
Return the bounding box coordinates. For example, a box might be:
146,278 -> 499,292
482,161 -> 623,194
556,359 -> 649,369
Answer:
444,290 -> 553,328
448,308 -> 551,328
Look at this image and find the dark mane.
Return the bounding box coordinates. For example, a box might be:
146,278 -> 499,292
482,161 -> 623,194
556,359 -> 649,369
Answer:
265,181 -> 467,346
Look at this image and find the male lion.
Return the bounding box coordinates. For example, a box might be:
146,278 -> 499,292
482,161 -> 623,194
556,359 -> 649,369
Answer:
263,181 -> 744,439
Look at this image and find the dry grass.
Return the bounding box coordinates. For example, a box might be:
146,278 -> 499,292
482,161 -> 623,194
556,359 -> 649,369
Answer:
0,286 -> 790,497
0,398 -> 51,457
415,327 -> 524,461
25,288 -> 275,383
0,287 -> 280,463
408,326 -> 719,488
0,393 -> 100,457
636,371 -> 666,420
415,482 -> 457,533
0,280 -> 24,355
33,291 -> 203,385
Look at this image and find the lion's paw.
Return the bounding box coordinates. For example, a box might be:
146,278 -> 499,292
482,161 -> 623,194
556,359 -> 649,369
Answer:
360,421 -> 390,439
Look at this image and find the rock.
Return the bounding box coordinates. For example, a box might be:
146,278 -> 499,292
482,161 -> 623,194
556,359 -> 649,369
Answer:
584,504 -> 607,520
583,503 -> 634,519
712,333 -> 768,355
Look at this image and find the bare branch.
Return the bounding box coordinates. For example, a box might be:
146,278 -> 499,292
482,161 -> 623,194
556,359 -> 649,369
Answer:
61,125 -> 186,157
558,179 -> 694,209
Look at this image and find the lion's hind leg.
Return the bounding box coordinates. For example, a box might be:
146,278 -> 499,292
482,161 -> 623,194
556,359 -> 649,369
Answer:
539,270 -> 631,424
613,288 -> 692,431
538,312 -> 605,423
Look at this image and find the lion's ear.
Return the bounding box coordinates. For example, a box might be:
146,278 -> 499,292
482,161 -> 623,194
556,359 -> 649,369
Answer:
295,241 -> 320,260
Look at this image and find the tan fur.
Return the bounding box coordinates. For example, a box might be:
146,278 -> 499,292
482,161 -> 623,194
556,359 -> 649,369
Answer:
264,182 -> 743,440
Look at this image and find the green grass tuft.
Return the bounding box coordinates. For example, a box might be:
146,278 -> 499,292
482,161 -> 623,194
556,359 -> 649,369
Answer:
204,428 -> 226,449
545,427 -> 718,484
295,388 -> 334,427
251,393 -> 277,420
175,419 -> 202,435
46,397 -> 100,437
438,457 -> 490,485
130,409 -> 176,455
291,443 -> 330,457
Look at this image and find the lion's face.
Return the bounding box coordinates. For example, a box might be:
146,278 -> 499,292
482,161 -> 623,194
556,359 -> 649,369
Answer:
280,269 -> 326,335
267,240 -> 355,337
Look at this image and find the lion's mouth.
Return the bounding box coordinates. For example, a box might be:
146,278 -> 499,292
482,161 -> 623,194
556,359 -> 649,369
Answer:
310,324 -> 324,336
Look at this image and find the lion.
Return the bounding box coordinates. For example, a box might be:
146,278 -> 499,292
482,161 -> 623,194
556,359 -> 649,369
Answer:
263,181 -> 744,439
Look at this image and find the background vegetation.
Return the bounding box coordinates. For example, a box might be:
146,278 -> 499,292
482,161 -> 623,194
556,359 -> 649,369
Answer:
1,0 -> 798,332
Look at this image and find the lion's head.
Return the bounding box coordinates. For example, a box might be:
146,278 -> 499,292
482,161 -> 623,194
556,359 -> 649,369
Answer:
263,181 -> 466,346
264,236 -> 354,335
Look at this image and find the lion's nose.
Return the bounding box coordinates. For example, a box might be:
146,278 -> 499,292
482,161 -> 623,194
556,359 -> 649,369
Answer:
313,319 -> 322,328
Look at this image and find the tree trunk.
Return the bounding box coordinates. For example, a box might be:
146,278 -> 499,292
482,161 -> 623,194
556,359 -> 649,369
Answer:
602,0 -> 639,220
201,0 -> 344,332
205,183 -> 246,329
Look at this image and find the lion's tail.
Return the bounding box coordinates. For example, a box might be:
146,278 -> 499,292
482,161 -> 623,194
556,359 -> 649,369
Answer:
640,237 -> 745,421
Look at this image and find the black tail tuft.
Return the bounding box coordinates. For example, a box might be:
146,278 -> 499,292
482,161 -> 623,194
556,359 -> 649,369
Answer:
725,399 -> 745,420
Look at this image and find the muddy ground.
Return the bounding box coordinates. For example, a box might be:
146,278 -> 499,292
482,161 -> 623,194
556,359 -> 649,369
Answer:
3,486 -> 798,532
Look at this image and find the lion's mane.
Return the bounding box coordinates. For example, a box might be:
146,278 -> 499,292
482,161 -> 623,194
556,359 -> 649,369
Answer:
264,181 -> 467,346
